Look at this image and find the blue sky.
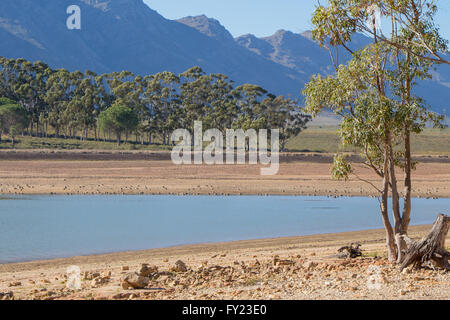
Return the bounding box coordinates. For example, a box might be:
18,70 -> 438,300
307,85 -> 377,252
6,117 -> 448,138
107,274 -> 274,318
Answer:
144,0 -> 450,40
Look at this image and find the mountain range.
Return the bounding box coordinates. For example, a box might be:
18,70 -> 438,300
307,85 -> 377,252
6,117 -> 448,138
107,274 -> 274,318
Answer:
0,0 -> 449,116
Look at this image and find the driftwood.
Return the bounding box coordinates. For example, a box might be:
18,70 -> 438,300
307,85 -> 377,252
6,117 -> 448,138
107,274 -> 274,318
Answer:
338,243 -> 362,258
401,214 -> 450,271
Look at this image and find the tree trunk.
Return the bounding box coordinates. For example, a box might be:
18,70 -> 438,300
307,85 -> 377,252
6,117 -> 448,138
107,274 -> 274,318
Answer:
382,140 -> 397,262
394,127 -> 413,264
401,214 -> 450,271
402,126 -> 412,232
389,146 -> 406,263
281,140 -> 286,153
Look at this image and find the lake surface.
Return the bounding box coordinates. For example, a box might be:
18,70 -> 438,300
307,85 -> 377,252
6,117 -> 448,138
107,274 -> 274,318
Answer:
0,195 -> 448,263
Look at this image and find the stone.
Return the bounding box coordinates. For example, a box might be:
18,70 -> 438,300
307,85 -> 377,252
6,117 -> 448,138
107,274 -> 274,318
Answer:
8,281 -> 22,287
139,264 -> 158,277
0,291 -> 14,300
121,272 -> 150,290
302,261 -> 317,271
84,271 -> 101,280
171,260 -> 187,273
91,276 -> 110,288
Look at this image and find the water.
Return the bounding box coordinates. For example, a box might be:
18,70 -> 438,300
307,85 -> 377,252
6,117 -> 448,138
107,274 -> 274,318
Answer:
0,195 -> 448,263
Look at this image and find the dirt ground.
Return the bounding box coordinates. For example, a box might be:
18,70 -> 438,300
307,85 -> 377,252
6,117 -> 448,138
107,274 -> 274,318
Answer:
1,150 -> 449,300
1,225 -> 449,300
0,153 -> 449,197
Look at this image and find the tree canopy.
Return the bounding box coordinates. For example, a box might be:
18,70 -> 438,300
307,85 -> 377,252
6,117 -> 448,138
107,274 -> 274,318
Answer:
98,104 -> 139,146
0,101 -> 29,146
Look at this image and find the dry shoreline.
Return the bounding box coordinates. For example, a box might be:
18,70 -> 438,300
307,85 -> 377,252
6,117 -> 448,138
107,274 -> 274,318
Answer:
1,225 -> 449,300
0,225 -> 440,273
0,150 -> 449,197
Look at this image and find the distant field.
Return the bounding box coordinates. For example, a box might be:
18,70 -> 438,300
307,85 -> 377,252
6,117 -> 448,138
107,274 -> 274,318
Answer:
0,136 -> 173,151
0,126 -> 449,155
286,126 -> 450,155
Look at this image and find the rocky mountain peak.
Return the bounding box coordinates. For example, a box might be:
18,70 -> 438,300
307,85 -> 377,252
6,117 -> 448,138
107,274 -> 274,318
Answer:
177,15 -> 234,42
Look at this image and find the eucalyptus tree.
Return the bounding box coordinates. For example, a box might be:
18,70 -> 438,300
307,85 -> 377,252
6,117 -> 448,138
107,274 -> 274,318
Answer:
5,59 -> 52,136
45,69 -> 73,137
0,58 -> 21,100
232,84 -> 268,121
261,95 -> 311,152
305,0 -> 447,263
144,71 -> 181,145
106,71 -> 145,142
67,70 -> 101,140
180,67 -> 209,133
0,97 -> 18,142
205,74 -> 238,132
98,104 -> 139,146
0,102 -> 29,146
304,44 -> 403,261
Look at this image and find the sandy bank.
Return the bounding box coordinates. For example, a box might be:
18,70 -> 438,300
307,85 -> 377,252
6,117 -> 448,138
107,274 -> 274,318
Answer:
0,153 -> 449,197
1,225 -> 449,300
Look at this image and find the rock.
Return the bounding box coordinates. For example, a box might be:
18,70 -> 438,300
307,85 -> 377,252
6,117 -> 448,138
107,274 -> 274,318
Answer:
91,276 -> 110,288
110,293 -> 133,300
8,281 -> 22,287
402,268 -> 411,274
121,272 -> 150,290
302,261 -> 317,271
171,260 -> 187,273
275,259 -> 294,266
139,264 -> 158,277
83,271 -> 101,280
273,255 -> 280,265
0,291 -> 14,300
121,266 -> 129,271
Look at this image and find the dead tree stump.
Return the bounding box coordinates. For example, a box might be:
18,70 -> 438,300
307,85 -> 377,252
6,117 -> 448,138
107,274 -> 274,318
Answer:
338,243 -> 362,258
400,214 -> 450,271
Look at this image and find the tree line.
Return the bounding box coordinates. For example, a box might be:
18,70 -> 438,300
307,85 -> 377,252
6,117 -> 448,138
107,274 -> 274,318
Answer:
0,58 -> 310,148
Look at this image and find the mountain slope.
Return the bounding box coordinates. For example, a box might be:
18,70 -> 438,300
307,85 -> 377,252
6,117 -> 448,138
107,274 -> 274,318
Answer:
0,0 -> 305,97
177,15 -> 234,42
0,1 -> 448,116
236,28 -> 450,116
